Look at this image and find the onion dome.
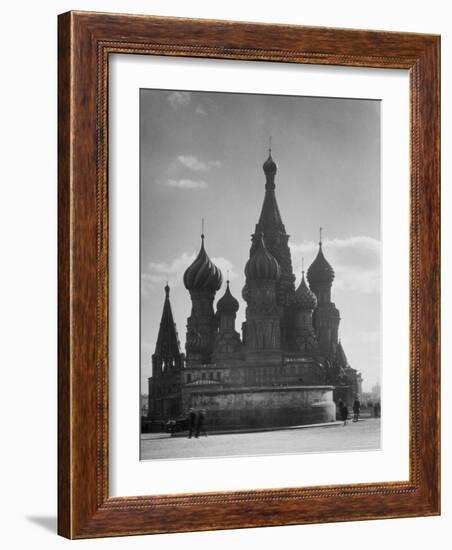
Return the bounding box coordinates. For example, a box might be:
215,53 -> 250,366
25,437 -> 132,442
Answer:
307,240 -> 335,287
263,151 -> 277,178
245,233 -> 281,281
292,272 -> 318,310
183,235 -> 223,291
217,281 -> 239,314
242,282 -> 250,302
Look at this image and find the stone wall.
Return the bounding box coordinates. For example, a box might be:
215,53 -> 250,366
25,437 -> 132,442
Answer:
184,385 -> 335,430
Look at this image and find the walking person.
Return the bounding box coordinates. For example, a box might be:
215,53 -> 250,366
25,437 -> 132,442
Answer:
341,402 -> 349,426
352,396 -> 361,423
187,408 -> 197,439
167,419 -> 176,437
195,409 -> 208,438
374,401 -> 381,418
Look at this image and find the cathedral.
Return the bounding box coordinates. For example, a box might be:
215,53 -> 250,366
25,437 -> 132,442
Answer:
147,150 -> 362,431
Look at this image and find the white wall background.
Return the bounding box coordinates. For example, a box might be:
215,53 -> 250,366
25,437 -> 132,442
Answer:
0,1 -> 449,548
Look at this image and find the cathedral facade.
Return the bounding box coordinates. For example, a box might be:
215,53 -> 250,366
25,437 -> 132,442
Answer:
147,151 -> 362,430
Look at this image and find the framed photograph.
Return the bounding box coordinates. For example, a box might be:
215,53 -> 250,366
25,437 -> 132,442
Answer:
58,11 -> 440,538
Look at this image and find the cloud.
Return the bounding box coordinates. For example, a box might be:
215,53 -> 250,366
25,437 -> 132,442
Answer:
141,251 -> 237,295
167,91 -> 191,109
148,252 -> 194,279
211,257 -> 238,284
165,178 -> 208,190
142,251 -> 195,295
154,156 -> 220,190
195,104 -> 207,115
178,155 -> 209,172
177,155 -> 221,172
290,236 -> 380,294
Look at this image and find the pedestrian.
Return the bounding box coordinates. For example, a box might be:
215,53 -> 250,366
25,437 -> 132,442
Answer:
341,402 -> 349,425
187,408 -> 197,439
167,419 -> 176,437
337,399 -> 343,421
353,396 -> 361,422
374,401 -> 381,418
195,409 -> 208,438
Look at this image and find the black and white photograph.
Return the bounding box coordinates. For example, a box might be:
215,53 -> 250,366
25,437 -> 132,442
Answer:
1,0 -> 445,546
140,89 -> 381,461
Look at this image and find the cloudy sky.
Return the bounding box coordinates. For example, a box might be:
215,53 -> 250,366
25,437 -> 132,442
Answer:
140,89 -> 380,392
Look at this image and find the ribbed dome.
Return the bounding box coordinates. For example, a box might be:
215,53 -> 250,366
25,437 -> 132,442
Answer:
217,281 -> 239,314
183,235 -> 223,291
292,272 -> 318,310
241,282 -> 250,302
307,244 -> 335,287
245,233 -> 281,281
263,152 -> 277,177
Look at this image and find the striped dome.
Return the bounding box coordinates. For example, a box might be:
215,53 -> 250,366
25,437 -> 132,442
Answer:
307,244 -> 335,287
217,281 -> 239,314
245,233 -> 281,281
241,282 -> 250,302
263,151 -> 277,177
292,272 -> 318,310
183,235 -> 223,291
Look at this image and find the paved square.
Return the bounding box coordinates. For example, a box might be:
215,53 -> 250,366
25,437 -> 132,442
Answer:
141,418 -> 380,460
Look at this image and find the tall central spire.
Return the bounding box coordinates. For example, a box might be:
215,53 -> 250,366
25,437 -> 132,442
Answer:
247,147 -> 296,339
262,145 -> 278,191
258,145 -> 284,231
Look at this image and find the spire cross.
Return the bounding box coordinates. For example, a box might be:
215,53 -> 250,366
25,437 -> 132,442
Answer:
226,269 -> 230,284
201,218 -> 204,246
269,135 -> 272,155
301,257 -> 304,274
319,227 -> 323,246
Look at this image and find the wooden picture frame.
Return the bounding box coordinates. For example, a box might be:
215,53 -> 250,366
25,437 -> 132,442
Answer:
58,11 -> 440,539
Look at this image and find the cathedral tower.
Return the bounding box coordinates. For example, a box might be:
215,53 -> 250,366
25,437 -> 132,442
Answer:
247,147 -> 296,347
307,232 -> 340,356
291,268 -> 320,354
183,233 -> 223,364
251,148 -> 296,305
243,233 -> 281,359
213,280 -> 242,360
148,284 -> 185,419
